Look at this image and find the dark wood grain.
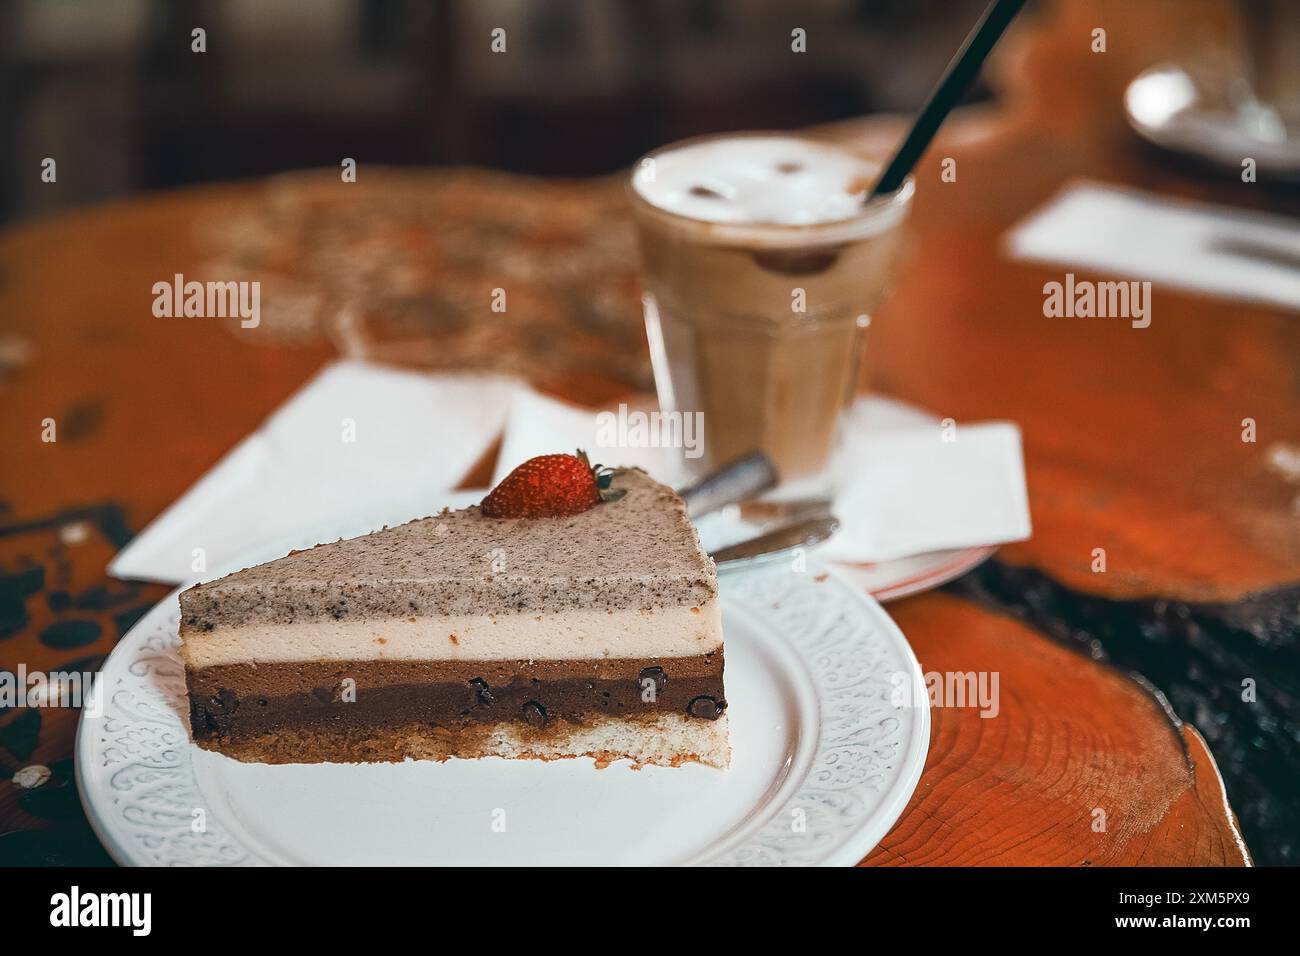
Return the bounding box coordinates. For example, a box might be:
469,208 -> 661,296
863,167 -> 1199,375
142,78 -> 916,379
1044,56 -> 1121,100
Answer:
864,596 -> 1249,866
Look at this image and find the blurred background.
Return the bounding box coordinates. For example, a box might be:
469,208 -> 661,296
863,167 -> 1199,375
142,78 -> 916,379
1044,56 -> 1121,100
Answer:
3,0 -> 1018,224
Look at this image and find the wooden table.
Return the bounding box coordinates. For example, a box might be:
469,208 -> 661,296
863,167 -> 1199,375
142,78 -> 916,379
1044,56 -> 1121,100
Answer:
1,0 -> 1290,866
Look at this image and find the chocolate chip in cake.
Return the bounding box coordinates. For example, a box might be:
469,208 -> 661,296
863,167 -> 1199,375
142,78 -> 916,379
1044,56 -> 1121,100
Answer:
638,666 -> 667,696
687,695 -> 726,720
469,677 -> 495,705
522,700 -> 549,727
689,185 -> 723,199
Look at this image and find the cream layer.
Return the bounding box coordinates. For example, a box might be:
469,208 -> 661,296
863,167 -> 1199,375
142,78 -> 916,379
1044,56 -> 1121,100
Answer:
181,597 -> 723,669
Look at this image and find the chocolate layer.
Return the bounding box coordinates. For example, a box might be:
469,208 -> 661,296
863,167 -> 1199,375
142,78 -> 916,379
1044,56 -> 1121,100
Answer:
188,653 -> 726,742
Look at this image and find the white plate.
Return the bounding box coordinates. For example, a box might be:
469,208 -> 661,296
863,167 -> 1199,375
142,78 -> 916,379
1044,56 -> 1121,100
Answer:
693,505 -> 994,603
832,545 -> 996,602
1125,63 -> 1300,178
76,560 -> 929,866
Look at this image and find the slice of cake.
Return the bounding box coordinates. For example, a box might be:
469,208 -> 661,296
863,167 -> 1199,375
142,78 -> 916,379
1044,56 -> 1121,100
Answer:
179,456 -> 728,768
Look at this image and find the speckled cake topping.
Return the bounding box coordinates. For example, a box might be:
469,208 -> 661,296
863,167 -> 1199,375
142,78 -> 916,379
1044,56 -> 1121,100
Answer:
180,469 -> 716,629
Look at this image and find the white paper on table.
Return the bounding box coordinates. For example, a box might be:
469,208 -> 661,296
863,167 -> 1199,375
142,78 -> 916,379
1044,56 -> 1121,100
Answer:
109,359 -> 518,584
1005,180 -> 1300,313
113,362 -> 1033,582
823,409 -> 1032,564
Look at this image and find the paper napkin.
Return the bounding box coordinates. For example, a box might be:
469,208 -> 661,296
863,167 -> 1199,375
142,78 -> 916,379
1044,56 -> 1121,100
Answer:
112,359 -> 1031,583
1006,180 -> 1300,312
109,360 -> 517,584
495,388 -> 1032,565
821,400 -> 1031,563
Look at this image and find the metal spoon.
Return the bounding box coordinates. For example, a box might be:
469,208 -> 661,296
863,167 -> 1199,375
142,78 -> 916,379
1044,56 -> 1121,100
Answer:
711,515 -> 841,570
677,452 -> 778,518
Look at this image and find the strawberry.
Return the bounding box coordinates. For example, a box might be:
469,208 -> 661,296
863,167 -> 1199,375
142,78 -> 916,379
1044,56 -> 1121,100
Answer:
480,450 -> 624,519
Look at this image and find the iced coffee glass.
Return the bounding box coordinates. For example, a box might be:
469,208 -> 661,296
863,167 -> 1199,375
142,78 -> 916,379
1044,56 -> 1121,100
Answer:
628,133 -> 913,493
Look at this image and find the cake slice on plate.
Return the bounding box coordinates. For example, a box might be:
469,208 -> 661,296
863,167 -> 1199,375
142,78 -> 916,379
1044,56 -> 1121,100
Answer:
179,454 -> 728,768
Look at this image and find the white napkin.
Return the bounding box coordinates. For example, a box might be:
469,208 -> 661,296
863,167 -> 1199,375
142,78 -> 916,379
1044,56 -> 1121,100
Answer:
1006,180 -> 1300,312
114,361 -> 1030,583
822,400 -> 1031,563
495,389 -> 1032,564
109,360 -> 517,584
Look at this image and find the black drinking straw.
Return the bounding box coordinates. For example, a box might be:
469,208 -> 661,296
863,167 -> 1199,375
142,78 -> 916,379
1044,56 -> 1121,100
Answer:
870,0 -> 1029,197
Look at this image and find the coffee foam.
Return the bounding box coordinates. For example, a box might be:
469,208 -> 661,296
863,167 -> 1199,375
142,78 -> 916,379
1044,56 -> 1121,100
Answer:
632,135 -> 880,226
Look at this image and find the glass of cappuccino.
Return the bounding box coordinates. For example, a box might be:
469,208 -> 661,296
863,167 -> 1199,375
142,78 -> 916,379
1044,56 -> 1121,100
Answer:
629,133 -> 913,494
